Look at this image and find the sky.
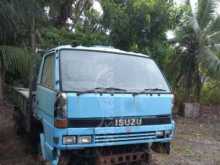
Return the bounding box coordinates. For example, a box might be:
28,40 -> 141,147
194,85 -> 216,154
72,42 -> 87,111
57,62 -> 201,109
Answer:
92,0 -> 103,16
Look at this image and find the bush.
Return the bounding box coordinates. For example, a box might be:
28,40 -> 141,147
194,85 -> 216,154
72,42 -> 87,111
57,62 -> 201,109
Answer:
200,79 -> 220,105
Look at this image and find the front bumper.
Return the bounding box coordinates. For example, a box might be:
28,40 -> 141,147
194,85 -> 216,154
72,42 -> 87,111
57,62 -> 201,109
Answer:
53,120 -> 175,150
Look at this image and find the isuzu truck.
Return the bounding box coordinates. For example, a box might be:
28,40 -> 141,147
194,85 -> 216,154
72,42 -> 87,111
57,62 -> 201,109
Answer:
13,45 -> 175,165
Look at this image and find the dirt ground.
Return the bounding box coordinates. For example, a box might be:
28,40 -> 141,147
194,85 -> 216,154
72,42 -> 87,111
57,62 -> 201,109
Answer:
152,107 -> 220,165
0,103 -> 220,165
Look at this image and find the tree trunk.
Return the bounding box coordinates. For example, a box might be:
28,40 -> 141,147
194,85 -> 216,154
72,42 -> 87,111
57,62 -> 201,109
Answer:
57,0 -> 73,26
0,70 -> 3,103
26,17 -> 37,132
29,18 -> 36,89
0,54 -> 4,104
31,18 -> 36,51
195,68 -> 202,101
184,102 -> 200,118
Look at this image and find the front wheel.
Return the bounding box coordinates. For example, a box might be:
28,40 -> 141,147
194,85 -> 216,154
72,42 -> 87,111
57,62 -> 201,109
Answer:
13,107 -> 26,136
58,154 -> 70,165
151,142 -> 171,154
58,152 -> 95,165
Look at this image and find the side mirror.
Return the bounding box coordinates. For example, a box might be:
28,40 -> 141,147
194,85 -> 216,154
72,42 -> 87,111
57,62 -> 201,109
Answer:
35,48 -> 47,57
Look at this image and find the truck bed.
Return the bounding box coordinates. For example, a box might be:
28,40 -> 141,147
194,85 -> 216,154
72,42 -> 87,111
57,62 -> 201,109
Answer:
12,87 -> 30,115
12,87 -> 35,133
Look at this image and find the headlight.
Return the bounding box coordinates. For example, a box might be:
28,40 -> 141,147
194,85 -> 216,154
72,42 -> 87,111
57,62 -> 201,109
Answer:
63,136 -> 76,144
77,136 -> 92,144
155,131 -> 164,137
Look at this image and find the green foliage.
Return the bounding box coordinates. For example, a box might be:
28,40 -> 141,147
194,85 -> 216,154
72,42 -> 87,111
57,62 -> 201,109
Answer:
101,0 -> 174,64
40,26 -> 109,49
0,46 -> 33,86
73,9 -> 110,46
200,79 -> 220,105
0,0 -> 45,46
40,27 -> 75,48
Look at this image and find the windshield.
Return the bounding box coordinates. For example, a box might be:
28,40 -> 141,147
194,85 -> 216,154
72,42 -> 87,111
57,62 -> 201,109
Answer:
60,50 -> 170,92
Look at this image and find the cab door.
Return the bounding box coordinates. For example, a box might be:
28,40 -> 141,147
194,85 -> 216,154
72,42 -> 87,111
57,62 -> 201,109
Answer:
36,52 -> 56,145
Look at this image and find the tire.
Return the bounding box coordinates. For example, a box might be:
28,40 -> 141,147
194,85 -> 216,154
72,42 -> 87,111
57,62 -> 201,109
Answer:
13,107 -> 26,136
58,154 -> 95,165
58,154 -> 71,165
151,142 -> 170,154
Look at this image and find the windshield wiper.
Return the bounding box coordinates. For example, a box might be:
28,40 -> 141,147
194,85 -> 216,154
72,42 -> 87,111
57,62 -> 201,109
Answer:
104,87 -> 127,92
77,87 -> 127,94
143,88 -> 167,92
135,88 -> 168,94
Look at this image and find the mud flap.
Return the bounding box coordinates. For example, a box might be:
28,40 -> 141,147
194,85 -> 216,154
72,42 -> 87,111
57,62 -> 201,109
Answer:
151,142 -> 171,154
40,133 -> 59,165
40,133 -> 47,160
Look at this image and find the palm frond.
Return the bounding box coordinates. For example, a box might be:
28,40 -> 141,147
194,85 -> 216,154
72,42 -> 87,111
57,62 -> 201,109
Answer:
204,16 -> 220,35
185,4 -> 200,33
199,47 -> 220,79
185,13 -> 200,33
207,31 -> 220,44
209,44 -> 220,53
196,0 -> 216,30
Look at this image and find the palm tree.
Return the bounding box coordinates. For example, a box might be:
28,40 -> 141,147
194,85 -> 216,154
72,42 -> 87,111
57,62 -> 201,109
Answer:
171,0 -> 220,102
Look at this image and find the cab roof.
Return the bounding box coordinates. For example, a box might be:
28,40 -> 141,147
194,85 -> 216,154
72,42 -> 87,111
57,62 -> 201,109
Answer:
48,45 -> 149,58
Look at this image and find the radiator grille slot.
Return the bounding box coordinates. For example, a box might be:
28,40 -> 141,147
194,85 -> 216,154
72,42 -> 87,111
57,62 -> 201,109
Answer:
95,131 -> 156,143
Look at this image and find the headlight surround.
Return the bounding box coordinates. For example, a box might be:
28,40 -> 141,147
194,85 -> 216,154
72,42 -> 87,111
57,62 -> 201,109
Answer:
155,131 -> 164,137
55,93 -> 67,119
63,135 -> 92,145
63,136 -> 76,144
164,130 -> 172,137
155,130 -> 173,138
77,136 -> 92,144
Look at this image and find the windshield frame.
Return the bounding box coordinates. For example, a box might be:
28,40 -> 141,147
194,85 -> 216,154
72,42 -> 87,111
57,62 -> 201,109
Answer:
58,48 -> 172,94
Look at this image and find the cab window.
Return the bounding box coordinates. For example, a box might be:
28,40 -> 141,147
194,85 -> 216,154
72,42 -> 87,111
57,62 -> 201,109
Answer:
40,54 -> 54,89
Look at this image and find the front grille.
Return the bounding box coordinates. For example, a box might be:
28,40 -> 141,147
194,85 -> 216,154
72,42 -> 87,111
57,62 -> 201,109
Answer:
68,115 -> 171,128
94,131 -> 156,143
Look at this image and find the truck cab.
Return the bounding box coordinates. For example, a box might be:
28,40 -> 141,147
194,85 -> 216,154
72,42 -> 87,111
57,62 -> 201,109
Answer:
35,45 -> 175,165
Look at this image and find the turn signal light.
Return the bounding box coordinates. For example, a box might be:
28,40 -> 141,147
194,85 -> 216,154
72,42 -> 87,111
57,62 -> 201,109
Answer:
55,119 -> 68,128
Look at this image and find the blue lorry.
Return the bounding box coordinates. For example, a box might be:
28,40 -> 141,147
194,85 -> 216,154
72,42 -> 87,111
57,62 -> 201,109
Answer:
13,45 -> 175,165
